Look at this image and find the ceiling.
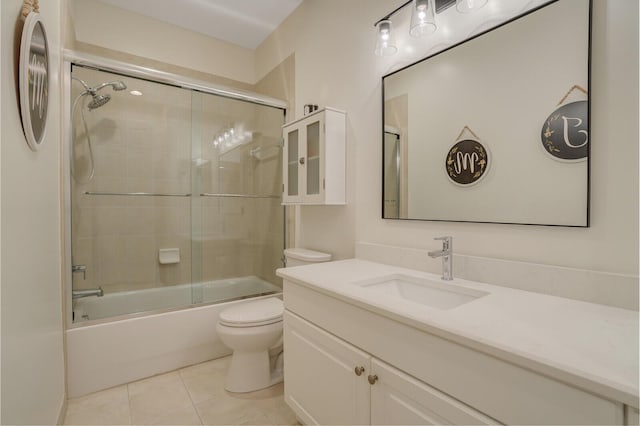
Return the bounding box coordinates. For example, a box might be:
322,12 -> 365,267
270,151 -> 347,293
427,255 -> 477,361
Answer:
97,0 -> 303,49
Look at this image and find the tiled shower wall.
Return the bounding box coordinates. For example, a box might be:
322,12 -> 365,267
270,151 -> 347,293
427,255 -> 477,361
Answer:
71,66 -> 284,294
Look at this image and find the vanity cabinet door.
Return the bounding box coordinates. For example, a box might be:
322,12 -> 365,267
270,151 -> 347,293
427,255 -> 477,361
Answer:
370,359 -> 499,425
284,311 -> 371,425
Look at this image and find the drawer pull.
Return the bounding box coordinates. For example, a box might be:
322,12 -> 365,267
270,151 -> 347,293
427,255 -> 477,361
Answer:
368,374 -> 378,385
354,366 -> 365,376
299,157 -> 305,165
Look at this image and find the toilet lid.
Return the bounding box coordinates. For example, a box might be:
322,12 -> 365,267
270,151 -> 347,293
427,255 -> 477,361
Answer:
219,298 -> 283,327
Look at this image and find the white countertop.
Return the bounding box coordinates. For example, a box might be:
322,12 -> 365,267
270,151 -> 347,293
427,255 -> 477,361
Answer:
277,259 -> 639,407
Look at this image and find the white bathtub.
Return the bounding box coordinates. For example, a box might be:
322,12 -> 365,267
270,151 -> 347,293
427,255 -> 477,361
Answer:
73,276 -> 281,322
66,276 -> 282,398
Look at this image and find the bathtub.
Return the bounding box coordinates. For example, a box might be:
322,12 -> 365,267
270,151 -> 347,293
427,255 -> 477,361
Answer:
66,276 -> 281,397
72,276 -> 281,323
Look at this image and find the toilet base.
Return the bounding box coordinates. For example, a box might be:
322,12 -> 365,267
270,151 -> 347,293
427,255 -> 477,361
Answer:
225,350 -> 283,393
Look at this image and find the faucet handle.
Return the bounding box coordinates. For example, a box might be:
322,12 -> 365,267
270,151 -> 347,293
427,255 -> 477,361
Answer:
433,236 -> 452,250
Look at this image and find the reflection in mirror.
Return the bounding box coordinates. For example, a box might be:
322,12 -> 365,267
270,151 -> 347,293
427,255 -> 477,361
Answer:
384,127 -> 401,218
382,0 -> 590,226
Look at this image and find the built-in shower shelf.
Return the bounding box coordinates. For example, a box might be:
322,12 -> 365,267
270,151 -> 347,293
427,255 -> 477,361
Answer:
84,191 -> 192,197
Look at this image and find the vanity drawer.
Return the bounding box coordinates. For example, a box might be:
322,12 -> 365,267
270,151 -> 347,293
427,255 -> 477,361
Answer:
284,280 -> 625,425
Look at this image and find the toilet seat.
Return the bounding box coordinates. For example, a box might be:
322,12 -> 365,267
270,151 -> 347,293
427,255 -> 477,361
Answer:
219,298 -> 283,328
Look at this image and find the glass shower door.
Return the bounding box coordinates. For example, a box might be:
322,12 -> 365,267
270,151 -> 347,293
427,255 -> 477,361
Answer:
70,65 -> 193,322
190,91 -> 285,305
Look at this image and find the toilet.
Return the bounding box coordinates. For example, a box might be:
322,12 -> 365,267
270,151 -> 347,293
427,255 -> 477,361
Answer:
216,248 -> 331,393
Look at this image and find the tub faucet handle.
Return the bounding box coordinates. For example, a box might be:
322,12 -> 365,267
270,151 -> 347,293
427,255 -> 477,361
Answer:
72,264 -> 87,280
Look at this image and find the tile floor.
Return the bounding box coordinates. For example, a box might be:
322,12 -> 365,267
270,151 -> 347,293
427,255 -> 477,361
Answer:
63,356 -> 298,425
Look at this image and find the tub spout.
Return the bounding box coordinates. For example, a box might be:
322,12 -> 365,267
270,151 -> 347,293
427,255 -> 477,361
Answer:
72,287 -> 104,299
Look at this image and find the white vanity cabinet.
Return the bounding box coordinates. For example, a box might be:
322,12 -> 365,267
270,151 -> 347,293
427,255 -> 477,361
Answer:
284,311 -> 497,425
284,311 -> 370,425
282,278 -> 627,425
282,108 -> 346,205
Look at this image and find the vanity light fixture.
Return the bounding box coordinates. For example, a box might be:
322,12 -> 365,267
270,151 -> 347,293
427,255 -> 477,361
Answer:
374,0 -> 488,56
410,0 -> 437,38
374,20 -> 398,57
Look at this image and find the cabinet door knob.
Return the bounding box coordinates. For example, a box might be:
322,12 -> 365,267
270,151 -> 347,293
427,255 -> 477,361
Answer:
354,366 -> 365,376
299,157 -> 305,165
367,374 -> 378,385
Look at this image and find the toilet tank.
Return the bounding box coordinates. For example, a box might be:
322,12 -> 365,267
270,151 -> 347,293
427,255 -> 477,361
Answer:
284,248 -> 332,268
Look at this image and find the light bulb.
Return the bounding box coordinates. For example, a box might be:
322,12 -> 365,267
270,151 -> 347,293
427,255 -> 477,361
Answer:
410,0 -> 436,38
374,20 -> 397,56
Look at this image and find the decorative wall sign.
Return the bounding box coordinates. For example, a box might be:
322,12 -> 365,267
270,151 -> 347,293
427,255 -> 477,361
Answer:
446,126 -> 489,186
541,85 -> 588,162
19,11 -> 50,151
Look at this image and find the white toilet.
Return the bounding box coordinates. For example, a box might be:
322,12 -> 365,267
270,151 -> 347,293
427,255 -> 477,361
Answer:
216,248 -> 331,393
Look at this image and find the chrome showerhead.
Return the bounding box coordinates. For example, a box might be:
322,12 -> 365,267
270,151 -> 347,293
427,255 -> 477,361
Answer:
111,81 -> 127,91
87,93 -> 111,110
93,80 -> 127,92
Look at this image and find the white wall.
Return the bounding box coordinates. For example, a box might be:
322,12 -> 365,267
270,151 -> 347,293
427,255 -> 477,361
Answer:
68,0 -> 256,85
256,0 -> 639,276
1,1 -> 66,424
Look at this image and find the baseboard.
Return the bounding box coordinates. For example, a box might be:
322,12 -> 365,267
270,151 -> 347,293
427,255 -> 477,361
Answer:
57,394 -> 67,425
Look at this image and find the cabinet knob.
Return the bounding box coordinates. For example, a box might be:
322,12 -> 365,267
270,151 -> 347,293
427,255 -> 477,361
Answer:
354,366 -> 365,376
367,374 -> 378,385
299,157 -> 305,165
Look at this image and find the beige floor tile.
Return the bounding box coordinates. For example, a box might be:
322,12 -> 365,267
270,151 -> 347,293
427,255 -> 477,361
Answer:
263,403 -> 299,426
180,357 -> 230,404
132,404 -> 202,425
231,382 -> 285,401
195,392 -> 269,425
64,385 -> 131,425
195,382 -> 294,426
128,371 -> 198,425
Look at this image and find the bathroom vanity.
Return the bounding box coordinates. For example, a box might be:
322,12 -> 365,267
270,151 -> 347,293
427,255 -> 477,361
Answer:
277,260 -> 639,425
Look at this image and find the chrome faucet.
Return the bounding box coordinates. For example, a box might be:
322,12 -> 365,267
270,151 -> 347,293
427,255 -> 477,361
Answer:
72,287 -> 104,299
428,236 -> 453,281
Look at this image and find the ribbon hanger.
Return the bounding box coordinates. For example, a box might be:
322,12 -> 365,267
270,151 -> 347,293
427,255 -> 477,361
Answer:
557,85 -> 588,106
455,125 -> 480,142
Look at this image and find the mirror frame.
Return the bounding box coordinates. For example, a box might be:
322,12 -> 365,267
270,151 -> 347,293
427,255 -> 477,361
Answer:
381,0 -> 592,227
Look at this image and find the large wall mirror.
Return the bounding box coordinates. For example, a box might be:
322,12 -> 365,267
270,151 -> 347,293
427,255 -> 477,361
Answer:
382,0 -> 590,226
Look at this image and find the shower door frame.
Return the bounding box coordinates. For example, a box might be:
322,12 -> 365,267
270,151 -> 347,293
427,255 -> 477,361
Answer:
62,50 -> 289,328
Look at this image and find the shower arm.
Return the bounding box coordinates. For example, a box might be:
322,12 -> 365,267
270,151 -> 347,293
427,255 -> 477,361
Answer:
71,76 -> 92,92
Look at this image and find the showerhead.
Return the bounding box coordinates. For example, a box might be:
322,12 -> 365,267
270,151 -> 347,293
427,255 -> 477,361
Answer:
87,93 -> 111,110
93,80 -> 127,92
111,81 -> 127,91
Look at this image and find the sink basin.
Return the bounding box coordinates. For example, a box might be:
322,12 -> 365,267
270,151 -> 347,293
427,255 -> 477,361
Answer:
352,274 -> 489,310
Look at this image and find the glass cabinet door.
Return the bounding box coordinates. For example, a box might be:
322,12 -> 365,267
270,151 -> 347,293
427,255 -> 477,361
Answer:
306,121 -> 320,195
287,129 -> 299,197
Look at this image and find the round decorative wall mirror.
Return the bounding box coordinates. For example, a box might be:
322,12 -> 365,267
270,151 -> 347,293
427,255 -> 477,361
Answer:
19,12 -> 50,151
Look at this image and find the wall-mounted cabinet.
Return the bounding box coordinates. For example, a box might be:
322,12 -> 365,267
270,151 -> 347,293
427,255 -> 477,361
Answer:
282,108 -> 346,205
